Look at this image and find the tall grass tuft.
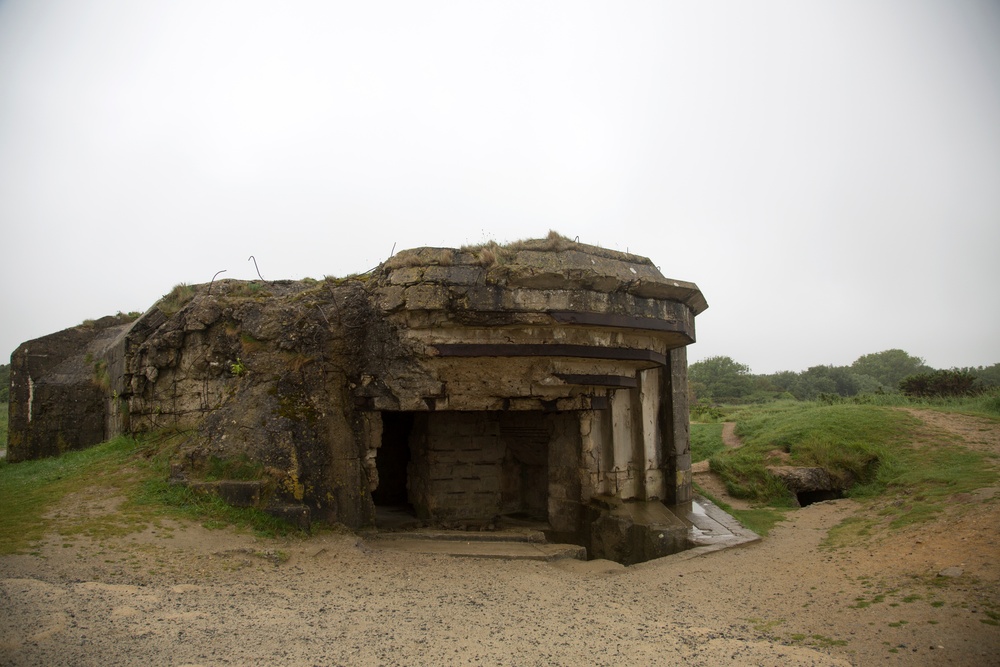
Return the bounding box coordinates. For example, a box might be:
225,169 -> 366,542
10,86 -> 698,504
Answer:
158,283 -> 196,316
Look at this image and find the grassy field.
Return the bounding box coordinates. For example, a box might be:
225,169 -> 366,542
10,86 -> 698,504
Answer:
690,422 -> 725,463
706,398 -> 999,529
690,392 -> 1000,536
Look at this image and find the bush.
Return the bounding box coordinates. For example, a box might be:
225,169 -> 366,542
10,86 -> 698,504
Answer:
899,369 -> 979,398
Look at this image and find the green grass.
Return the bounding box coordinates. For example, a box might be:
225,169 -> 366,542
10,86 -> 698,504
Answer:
0,402 -> 7,449
729,507 -> 788,536
0,435 -> 142,553
818,388 -> 1000,420
690,422 -> 725,463
158,283 -> 196,316
869,437 -> 997,529
710,403 -> 919,505
202,453 -> 266,481
693,483 -> 788,536
0,433 -> 300,555
708,400 -> 998,534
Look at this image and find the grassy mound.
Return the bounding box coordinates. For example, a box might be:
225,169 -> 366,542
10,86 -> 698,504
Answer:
709,401 -> 998,528
0,433 -> 300,555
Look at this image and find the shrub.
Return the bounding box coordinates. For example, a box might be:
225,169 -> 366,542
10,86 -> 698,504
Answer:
899,369 -> 979,398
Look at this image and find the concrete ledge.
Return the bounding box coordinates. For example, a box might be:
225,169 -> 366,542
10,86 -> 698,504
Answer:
631,495 -> 760,569
366,537 -> 586,562
371,528 -> 547,543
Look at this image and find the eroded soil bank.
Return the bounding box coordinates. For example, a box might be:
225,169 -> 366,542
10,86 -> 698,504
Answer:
1,409 -> 997,666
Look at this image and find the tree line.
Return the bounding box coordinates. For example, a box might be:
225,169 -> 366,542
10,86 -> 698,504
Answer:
689,349 -> 1000,403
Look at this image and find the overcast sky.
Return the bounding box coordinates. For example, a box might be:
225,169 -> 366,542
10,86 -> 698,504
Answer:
1,1 -> 998,375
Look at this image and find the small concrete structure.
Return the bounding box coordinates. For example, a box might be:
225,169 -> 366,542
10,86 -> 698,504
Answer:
7,236 -> 708,563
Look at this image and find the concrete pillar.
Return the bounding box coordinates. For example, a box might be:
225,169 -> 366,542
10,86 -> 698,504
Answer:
578,410 -> 604,500
639,368 -> 665,501
547,412 -> 582,534
610,388 -> 640,499
663,347 -> 692,504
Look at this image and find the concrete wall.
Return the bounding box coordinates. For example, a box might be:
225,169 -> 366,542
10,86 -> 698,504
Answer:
408,412 -> 505,521
7,317 -> 131,462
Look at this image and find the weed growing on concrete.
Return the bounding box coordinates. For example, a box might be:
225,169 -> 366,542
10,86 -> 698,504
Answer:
159,283 -> 196,316
202,454 -> 265,482
91,358 -> 111,390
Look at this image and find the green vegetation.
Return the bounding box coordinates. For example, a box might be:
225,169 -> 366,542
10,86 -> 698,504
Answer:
690,349 -> 999,539
0,363 -> 9,402
850,349 -> 932,390
202,453 -> 264,481
728,506 -> 788,536
711,400 -> 998,512
693,484 -> 788,536
158,283 -> 196,316
689,356 -> 755,402
702,395 -> 998,541
813,389 -> 1000,420
459,230 -> 583,268
900,369 -> 979,398
1,401 -> 7,447
690,423 -> 725,462
0,433 -> 299,555
691,349 -> 999,403
717,402 -> 913,503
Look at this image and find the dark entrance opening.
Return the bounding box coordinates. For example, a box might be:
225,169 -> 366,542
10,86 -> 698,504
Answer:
373,412 -> 413,508
797,489 -> 844,507
499,413 -> 549,523
372,411 -> 558,530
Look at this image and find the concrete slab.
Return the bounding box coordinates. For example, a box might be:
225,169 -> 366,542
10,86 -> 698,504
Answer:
366,537 -> 586,562
365,496 -> 756,566
632,495 -> 760,568
372,528 -> 547,543
684,495 -> 760,548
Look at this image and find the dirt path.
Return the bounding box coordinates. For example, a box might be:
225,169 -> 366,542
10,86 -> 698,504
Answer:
1,410 -> 998,666
721,421 -> 742,449
691,422 -> 754,510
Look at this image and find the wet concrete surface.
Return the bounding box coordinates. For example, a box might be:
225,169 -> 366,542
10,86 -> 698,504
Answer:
365,497 -> 758,564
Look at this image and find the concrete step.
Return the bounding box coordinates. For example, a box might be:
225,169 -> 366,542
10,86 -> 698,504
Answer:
371,527 -> 548,543
366,536 -> 586,562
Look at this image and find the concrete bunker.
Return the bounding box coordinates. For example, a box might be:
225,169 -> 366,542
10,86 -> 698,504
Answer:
7,236 -> 710,564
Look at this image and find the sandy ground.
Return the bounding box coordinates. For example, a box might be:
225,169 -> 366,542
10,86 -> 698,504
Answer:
1,409 -> 998,666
